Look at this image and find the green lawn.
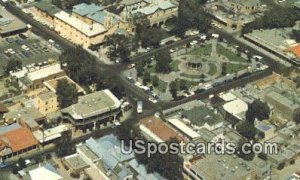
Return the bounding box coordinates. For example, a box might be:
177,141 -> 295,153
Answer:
217,44 -> 246,62
224,63 -> 248,74
151,76 -> 167,92
170,60 -> 181,71
188,44 -> 212,56
208,63 -> 217,75
145,65 -> 156,73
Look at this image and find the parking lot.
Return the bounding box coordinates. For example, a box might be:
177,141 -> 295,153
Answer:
0,34 -> 60,76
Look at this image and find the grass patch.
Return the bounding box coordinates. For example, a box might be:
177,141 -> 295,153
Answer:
188,44 -> 212,56
145,64 -> 156,73
151,76 -> 167,93
217,44 -> 246,62
224,63 -> 248,74
208,63 -> 217,75
170,60 -> 181,71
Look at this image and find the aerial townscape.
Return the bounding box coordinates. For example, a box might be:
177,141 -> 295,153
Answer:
0,0 -> 300,179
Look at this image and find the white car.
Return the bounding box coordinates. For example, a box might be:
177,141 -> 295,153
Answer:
170,49 -> 175,53
148,97 -> 158,103
146,47 -> 151,52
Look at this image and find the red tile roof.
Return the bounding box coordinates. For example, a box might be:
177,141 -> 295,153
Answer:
0,127 -> 38,152
285,44 -> 300,59
140,116 -> 184,142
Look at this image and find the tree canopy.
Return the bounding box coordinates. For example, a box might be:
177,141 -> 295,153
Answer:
246,99 -> 270,122
292,30 -> 300,42
174,0 -> 210,37
5,59 -> 22,74
242,6 -> 300,34
104,34 -> 132,62
56,79 -> 78,108
59,47 -> 98,86
237,121 -> 256,139
155,50 -> 172,73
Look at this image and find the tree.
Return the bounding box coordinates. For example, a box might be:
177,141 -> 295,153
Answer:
59,47 -> 98,85
56,130 -> 75,157
236,139 -> 255,161
143,71 -> 151,85
140,28 -> 167,48
175,0 -> 210,37
56,79 -> 78,108
242,6 -> 300,34
292,30 -> 300,42
169,81 -> 178,99
152,76 -> 159,87
146,139 -> 184,180
18,157 -> 26,169
246,100 -> 270,122
5,59 -> 22,74
237,121 -> 256,139
130,14 -> 151,41
179,79 -> 188,90
136,61 -> 145,77
104,34 -> 132,62
155,50 -> 172,73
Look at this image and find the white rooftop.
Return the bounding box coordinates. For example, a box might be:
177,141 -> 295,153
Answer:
219,92 -> 237,102
223,98 -> 248,117
33,124 -> 70,143
54,11 -> 107,37
27,64 -> 64,81
167,118 -> 200,139
29,166 -> 62,180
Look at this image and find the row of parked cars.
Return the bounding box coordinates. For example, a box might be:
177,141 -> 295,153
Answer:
126,76 -> 159,103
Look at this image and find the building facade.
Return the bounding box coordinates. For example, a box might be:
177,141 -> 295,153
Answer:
61,89 -> 121,130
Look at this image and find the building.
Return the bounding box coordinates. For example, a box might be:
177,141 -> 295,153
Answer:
223,98 -> 248,121
3,106 -> 45,125
33,124 -> 70,145
265,91 -> 300,121
294,1 -> 300,9
0,103 -> 9,125
31,1 -> 61,28
167,118 -> 200,140
29,163 -> 63,180
255,121 -> 276,141
43,76 -> 86,95
231,0 -> 261,13
139,116 -> 184,143
63,154 -> 90,174
0,6 -> 27,37
129,1 -> 178,27
54,11 -> 108,48
53,3 -> 130,48
284,44 -> 300,62
0,127 -> 38,162
84,135 -> 134,179
10,63 -> 66,92
184,154 -> 257,180
181,106 -> 224,131
61,89 -> 121,129
120,0 -> 148,12
35,91 -> 59,115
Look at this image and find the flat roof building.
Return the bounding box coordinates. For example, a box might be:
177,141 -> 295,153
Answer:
139,116 -> 184,143
167,118 -> 200,139
61,89 -> 121,129
265,91 -> 300,121
11,63 -> 66,92
33,124 -> 70,145
223,98 -> 248,121
0,6 -> 27,37
184,153 -> 256,180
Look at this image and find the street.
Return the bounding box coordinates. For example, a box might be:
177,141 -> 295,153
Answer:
2,2 -> 291,118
